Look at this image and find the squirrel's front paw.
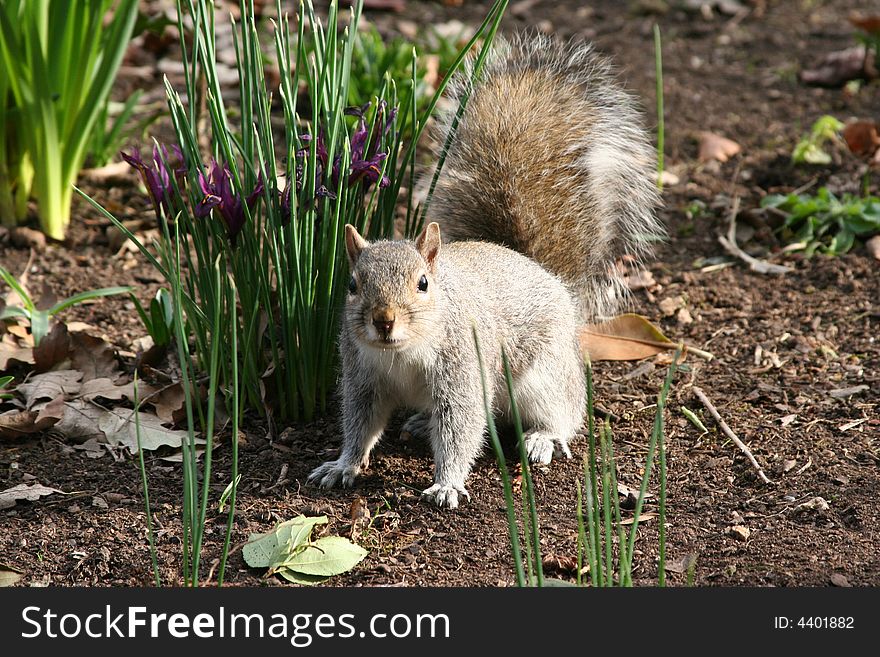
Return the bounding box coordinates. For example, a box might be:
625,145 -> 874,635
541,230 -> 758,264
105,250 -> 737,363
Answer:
308,459 -> 360,489
421,483 -> 470,509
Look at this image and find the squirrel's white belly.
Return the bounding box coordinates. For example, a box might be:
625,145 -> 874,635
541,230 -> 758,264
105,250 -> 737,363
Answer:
356,343 -> 434,410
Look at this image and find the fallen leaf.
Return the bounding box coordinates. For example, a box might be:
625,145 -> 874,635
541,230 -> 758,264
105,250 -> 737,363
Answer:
78,378 -> 151,403
349,496 -> 370,540
9,227 -> 46,252
0,334 -> 34,370
243,516 -> 329,570
830,572 -> 851,587
664,553 -> 698,575
33,323 -> 72,371
800,46 -> 877,87
778,413 -> 797,427
698,131 -> 742,162
97,407 -> 193,452
0,565 -> 23,587
0,483 -> 65,510
839,418 -> 868,431
618,482 -> 653,510
842,120 -> 880,157
828,385 -> 869,399
729,525 -> 751,542
152,383 -> 187,423
70,332 -> 118,381
866,235 -> 880,261
579,314 -> 681,362
620,513 -> 657,525
45,398 -> 110,443
0,396 -> 65,440
542,554 -> 579,574
17,370 -> 83,408
281,536 -> 368,578
793,496 -> 829,513
849,14 -> 880,35
276,570 -> 329,586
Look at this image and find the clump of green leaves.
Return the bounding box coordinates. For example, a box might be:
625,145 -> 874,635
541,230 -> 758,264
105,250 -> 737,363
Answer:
82,0 -> 508,422
0,375 -> 13,400
792,115 -> 844,165
131,288 -> 174,349
0,265 -> 131,346
243,515 -> 368,585
762,187 -> 880,255
0,0 -> 138,239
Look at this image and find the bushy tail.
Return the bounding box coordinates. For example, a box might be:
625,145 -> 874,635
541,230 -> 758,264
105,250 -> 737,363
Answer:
426,34 -> 663,321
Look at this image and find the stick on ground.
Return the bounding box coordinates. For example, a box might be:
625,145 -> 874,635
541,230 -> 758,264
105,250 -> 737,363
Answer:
692,386 -> 774,485
718,197 -> 793,275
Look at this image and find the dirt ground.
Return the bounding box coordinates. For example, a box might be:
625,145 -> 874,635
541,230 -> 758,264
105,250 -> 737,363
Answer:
1,0 -> 878,587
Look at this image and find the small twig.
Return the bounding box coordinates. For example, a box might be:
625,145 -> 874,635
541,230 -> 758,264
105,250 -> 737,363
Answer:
264,463 -> 289,492
718,197 -> 794,275
692,386 -> 774,485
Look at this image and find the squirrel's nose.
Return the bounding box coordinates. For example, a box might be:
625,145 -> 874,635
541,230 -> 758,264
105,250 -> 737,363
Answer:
372,309 -> 396,338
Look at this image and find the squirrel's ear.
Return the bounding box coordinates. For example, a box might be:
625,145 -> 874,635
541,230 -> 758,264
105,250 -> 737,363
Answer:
344,224 -> 368,266
415,222 -> 442,272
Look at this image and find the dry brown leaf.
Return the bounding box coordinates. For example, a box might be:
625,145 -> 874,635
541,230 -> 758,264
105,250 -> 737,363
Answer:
621,513 -> 657,525
152,383 -> 188,424
698,131 -> 742,163
0,396 -> 65,440
33,322 -> 72,372
9,227 -> 46,252
665,553 -> 698,575
17,370 -> 83,409
37,396 -> 196,452
70,331 -> 118,381
0,333 -> 34,370
46,399 -> 109,444
78,378 -> 152,403
800,46 -> 877,87
541,554 -> 579,574
0,483 -> 66,510
579,314 -> 681,362
98,407 -> 193,452
866,235 -> 880,261
0,565 -> 23,587
849,14 -> 880,35
842,120 -> 880,158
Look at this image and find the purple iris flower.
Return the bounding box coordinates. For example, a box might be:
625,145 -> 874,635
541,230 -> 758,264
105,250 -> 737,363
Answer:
196,160 -> 264,247
294,100 -> 397,202
121,143 -> 184,217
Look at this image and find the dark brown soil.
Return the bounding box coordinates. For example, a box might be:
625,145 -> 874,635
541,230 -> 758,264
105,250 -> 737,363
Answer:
1,0 -> 878,587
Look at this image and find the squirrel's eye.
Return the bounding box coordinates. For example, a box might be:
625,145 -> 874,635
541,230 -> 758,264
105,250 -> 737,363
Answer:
417,274 -> 428,293
348,276 -> 357,294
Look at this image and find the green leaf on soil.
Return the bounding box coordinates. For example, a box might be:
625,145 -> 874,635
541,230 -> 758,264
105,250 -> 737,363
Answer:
242,515 -> 329,569
540,577 -> 579,587
276,570 -> 329,586
280,536 -> 368,577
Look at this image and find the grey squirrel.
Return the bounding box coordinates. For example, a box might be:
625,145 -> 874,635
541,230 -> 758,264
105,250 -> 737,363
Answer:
308,34 -> 661,508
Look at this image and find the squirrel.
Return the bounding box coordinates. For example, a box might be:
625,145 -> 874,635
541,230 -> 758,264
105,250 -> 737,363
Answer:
308,34 -> 661,508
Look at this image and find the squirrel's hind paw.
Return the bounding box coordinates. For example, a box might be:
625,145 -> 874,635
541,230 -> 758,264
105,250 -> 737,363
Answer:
421,483 -> 470,509
308,459 -> 360,488
400,412 -> 432,441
